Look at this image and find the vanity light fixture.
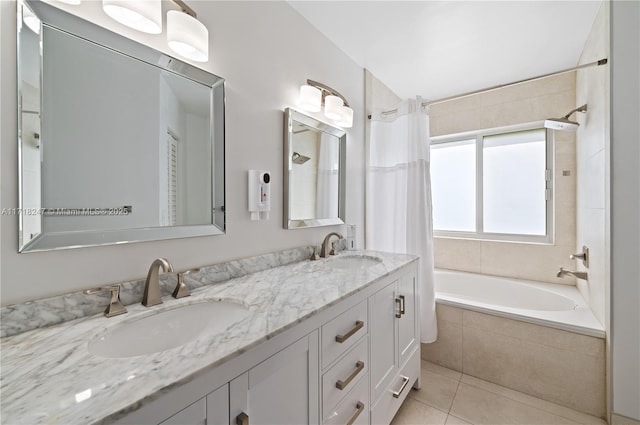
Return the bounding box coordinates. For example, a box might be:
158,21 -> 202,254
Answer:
102,0 -> 162,34
167,1 -> 208,63
299,79 -> 354,128
102,0 -> 209,62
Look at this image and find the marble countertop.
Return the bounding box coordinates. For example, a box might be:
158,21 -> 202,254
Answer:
0,250 -> 417,425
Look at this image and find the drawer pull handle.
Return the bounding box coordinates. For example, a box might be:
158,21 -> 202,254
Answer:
335,320 -> 364,343
391,375 -> 410,398
399,295 -> 406,315
236,412 -> 249,425
346,401 -> 365,425
395,298 -> 402,318
336,361 -> 365,390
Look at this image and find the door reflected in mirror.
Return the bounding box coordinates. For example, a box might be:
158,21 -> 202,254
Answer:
284,108 -> 345,229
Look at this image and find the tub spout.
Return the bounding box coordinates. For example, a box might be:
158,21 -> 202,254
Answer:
557,267 -> 588,280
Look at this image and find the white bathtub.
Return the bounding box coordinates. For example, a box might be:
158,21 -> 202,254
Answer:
434,269 -> 605,338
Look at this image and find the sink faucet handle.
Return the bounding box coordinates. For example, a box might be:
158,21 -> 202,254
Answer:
330,241 -> 338,256
83,284 -> 127,318
172,268 -> 200,299
310,247 -> 320,261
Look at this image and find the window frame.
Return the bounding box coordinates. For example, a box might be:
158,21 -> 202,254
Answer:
430,122 -> 554,244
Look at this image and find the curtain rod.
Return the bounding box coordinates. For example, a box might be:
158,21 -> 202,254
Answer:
368,58 -> 607,119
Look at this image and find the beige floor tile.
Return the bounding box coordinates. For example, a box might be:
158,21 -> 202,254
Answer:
445,415 -> 473,425
422,360 -> 462,382
391,398 -> 448,425
409,369 -> 459,412
460,374 -> 607,425
450,383 -> 577,425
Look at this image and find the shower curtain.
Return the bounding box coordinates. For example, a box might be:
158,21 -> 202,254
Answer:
366,97 -> 437,343
316,133 -> 339,218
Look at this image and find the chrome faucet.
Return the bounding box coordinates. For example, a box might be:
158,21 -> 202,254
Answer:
320,232 -> 343,258
557,267 -> 588,281
142,258 -> 174,307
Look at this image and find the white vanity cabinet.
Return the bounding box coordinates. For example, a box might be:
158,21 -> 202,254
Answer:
115,261 -> 419,425
230,332 -> 319,425
370,272 -> 420,425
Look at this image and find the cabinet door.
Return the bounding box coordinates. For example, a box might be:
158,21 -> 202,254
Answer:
230,332 -> 319,425
369,281 -> 398,403
397,272 -> 417,368
206,385 -> 229,425
159,399 -> 206,425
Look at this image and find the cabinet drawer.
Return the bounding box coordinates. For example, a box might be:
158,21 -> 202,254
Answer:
370,347 -> 419,425
322,300 -> 368,368
322,336 -> 369,418
323,375 -> 369,425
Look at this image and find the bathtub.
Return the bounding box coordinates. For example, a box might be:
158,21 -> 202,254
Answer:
434,269 -> 604,338
426,269 -> 606,416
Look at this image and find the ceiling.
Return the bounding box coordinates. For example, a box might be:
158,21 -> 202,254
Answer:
288,1 -> 603,101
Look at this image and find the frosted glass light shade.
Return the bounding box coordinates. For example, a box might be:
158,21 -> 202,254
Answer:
336,106 -> 354,128
22,7 -> 41,34
299,85 -> 322,112
324,95 -> 344,120
167,10 -> 209,63
102,0 -> 162,34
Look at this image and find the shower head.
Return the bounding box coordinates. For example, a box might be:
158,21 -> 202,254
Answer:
544,104 -> 587,132
292,152 -> 311,165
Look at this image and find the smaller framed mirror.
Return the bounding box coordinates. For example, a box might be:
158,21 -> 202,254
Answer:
284,108 -> 346,229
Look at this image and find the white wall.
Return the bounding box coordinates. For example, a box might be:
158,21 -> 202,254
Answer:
0,1 -> 365,305
610,0 -> 640,421
575,0 -> 609,351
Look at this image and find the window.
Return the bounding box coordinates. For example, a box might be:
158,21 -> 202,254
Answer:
430,125 -> 552,243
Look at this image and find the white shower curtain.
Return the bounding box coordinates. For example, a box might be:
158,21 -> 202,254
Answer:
366,97 -> 437,343
316,133 -> 339,218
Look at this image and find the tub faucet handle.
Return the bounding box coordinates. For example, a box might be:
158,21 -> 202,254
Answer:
570,246 -> 589,268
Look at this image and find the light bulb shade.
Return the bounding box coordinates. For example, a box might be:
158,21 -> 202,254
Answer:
102,0 -> 162,34
299,85 -> 322,112
167,10 -> 209,63
324,95 -> 344,120
22,7 -> 41,34
336,106 -> 354,128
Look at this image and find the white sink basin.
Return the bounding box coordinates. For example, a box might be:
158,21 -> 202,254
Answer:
88,301 -> 250,358
328,255 -> 383,270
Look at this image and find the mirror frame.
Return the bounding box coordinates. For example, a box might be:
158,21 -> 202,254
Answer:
283,108 -> 346,229
18,0 -> 226,252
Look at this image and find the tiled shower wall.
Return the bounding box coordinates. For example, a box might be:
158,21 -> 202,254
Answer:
429,73 -> 577,285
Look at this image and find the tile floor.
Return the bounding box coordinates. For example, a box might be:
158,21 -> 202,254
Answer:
391,360 -> 608,425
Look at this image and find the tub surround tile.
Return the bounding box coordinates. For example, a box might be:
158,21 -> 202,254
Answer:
450,383 -> 577,425
460,375 -> 607,425
462,310 -> 605,357
0,250 -> 417,425
391,398 -> 448,425
422,359 -> 462,382
433,239 -> 482,274
0,246 -> 319,338
421,306 -> 463,371
462,324 -> 605,418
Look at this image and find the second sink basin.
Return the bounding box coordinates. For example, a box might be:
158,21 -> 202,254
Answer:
88,300 -> 250,358
328,255 -> 383,270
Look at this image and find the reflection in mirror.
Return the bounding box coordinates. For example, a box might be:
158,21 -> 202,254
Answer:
18,0 -> 225,252
284,108 -> 345,229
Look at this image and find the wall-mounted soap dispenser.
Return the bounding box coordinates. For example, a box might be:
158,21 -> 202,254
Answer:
248,170 -> 271,220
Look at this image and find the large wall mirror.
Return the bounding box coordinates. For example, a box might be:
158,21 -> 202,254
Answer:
18,0 -> 225,252
284,108 -> 346,229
